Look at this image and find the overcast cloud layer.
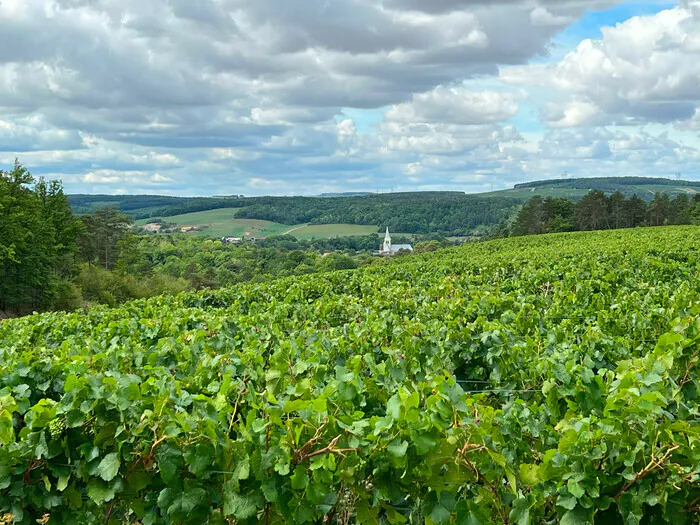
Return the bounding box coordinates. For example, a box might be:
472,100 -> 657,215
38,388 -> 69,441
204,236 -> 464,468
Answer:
1,0 -> 698,195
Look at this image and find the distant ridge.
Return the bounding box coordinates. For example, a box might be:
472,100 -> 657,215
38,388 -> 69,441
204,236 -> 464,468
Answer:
318,192 -> 372,197
482,176 -> 700,200
514,176 -> 700,190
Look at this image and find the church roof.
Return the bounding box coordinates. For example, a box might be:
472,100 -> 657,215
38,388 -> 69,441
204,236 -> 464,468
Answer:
388,244 -> 413,252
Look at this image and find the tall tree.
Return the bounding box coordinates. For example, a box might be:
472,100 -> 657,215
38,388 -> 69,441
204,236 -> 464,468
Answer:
512,196 -> 546,236
575,191 -> 610,231
648,193 -> 670,227
608,192 -> 627,229
624,195 -> 647,227
0,161 -> 82,312
78,208 -> 133,270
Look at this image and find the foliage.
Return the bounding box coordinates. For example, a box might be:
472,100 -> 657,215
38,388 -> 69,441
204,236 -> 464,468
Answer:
70,193 -> 518,236
1,161 -> 395,314
1,227 -> 699,523
0,161 -> 83,313
511,190 -> 700,236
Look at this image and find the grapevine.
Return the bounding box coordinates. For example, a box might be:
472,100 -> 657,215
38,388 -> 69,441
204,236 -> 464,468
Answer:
0,227 -> 699,524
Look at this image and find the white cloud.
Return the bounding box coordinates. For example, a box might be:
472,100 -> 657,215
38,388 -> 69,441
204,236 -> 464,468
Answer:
4,0 -> 700,195
503,4 -> 700,126
384,87 -> 520,125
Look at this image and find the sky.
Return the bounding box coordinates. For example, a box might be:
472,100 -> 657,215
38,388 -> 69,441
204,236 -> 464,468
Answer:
1,0 -> 699,196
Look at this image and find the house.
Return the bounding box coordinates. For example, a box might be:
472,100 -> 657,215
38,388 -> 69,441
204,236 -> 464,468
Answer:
141,223 -> 162,233
221,237 -> 243,245
377,228 -> 412,256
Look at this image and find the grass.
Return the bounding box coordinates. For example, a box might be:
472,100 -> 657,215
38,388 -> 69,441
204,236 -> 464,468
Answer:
136,209 -> 290,237
136,210 -> 382,239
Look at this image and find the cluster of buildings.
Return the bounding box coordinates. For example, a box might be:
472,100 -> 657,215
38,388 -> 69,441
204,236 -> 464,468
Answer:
221,237 -> 246,244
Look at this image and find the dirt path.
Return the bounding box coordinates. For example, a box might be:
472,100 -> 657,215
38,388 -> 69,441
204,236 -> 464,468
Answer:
281,224 -> 308,235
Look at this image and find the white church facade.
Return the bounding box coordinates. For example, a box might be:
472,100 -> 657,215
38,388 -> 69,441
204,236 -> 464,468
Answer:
377,228 -> 413,256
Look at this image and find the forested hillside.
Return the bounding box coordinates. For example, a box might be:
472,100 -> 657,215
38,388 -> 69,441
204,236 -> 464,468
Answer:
484,176 -> 700,200
1,227 -> 699,523
70,192 -> 517,236
510,190 -> 700,236
68,176 -> 700,237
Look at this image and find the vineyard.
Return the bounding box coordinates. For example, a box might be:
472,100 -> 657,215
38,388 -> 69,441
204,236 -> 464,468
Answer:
1,227 -> 700,524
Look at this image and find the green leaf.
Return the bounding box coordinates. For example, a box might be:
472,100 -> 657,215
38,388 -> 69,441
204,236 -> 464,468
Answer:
96,452 -> 121,482
560,507 -> 593,525
509,497 -> 531,525
387,439 -> 408,458
87,479 -> 115,504
413,433 -> 437,455
558,493 -> 578,511
519,464 -> 540,486
387,394 -> 401,419
291,465 -> 309,490
157,444 -> 183,483
0,409 -> 14,445
567,479 -> 585,499
57,475 -> 70,492
223,490 -> 258,519
184,443 -> 214,478
64,375 -> 80,392
158,487 -> 207,517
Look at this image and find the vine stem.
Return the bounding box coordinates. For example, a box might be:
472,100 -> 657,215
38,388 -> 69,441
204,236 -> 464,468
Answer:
679,355 -> 698,389
685,494 -> 700,512
104,502 -> 115,524
615,444 -> 680,499
458,444 -> 508,524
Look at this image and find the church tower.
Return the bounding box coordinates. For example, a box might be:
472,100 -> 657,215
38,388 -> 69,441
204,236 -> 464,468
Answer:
383,227 -> 391,253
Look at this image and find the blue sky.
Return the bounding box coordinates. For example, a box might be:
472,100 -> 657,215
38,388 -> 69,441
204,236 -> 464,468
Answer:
1,0 -> 698,195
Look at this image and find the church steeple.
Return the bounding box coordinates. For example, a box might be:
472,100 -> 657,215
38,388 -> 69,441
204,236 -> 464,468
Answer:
383,227 -> 391,252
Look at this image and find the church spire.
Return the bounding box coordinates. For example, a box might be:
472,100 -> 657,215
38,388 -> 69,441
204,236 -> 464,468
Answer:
383,227 -> 391,252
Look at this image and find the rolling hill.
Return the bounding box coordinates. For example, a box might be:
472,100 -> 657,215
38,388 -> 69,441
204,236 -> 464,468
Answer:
479,176 -> 700,200
68,176 -> 700,238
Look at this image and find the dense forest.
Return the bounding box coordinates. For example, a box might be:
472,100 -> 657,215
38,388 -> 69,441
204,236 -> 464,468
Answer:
510,190 -> 700,236
234,193 -> 517,234
139,193 -> 517,235
0,162 -> 84,314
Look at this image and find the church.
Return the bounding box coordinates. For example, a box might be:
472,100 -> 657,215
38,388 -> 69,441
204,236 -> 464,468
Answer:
378,228 -> 413,256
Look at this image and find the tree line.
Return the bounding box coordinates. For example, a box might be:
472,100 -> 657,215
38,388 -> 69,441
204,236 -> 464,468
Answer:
91,192 -> 518,236
0,162 -> 83,314
234,193 -> 517,235
510,190 -> 700,237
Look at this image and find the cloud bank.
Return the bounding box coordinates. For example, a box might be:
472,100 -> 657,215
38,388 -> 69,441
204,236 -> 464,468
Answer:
1,0 -> 698,195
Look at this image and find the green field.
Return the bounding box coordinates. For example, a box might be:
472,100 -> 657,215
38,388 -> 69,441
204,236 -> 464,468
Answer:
136,209 -> 290,238
135,208 -> 240,227
2,226 -> 700,523
137,209 -> 384,239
